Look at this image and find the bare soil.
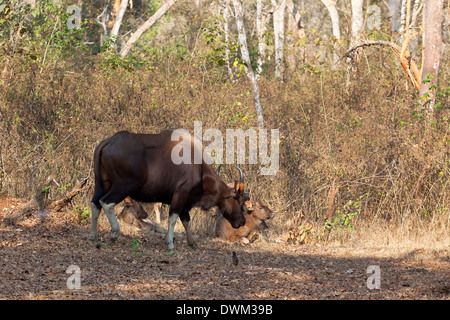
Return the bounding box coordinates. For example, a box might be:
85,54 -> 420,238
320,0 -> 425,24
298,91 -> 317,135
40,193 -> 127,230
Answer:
0,194 -> 448,300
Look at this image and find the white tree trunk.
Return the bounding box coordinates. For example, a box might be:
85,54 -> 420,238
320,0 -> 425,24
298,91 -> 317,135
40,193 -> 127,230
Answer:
420,0 -> 444,112
107,0 -> 122,30
286,0 -> 305,71
387,0 -> 402,32
256,0 -> 269,75
346,0 -> 364,87
120,0 -> 178,57
271,0 -> 286,81
222,1 -> 234,81
350,0 -> 364,47
110,0 -> 128,38
399,0 -> 407,33
231,0 -> 265,128
320,0 -> 341,67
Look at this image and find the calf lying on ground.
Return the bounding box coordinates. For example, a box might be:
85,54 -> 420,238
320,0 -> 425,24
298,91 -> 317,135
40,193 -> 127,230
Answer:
215,201 -> 274,244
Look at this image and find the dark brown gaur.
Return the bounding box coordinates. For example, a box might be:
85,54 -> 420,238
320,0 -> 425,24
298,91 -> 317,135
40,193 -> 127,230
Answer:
89,130 -> 246,249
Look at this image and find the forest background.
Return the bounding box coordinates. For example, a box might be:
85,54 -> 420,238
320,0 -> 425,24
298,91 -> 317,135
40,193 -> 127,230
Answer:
0,0 -> 449,248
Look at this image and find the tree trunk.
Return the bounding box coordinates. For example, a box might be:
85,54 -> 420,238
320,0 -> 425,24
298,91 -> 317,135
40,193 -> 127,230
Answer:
110,0 -> 128,38
387,0 -> 402,32
108,0 -> 122,30
231,0 -> 265,128
120,0 -> 178,57
420,0 -> 444,112
256,0 -> 269,75
271,0 -> 286,81
320,0 -> 340,67
350,0 -> 364,48
286,0 -> 305,71
221,1 -> 234,81
399,0 -> 407,33
346,0 -> 364,87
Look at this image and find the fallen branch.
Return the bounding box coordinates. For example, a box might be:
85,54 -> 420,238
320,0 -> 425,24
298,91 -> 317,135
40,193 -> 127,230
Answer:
47,178 -> 88,211
2,178 -> 88,225
2,190 -> 48,225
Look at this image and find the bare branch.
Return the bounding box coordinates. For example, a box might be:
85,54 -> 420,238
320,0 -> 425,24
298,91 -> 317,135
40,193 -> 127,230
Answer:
341,39 -> 421,91
96,5 -> 109,36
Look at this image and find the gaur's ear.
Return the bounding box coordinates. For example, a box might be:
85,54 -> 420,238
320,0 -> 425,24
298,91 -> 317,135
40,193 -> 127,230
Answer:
234,180 -> 239,192
245,201 -> 253,211
235,166 -> 244,194
234,180 -> 244,194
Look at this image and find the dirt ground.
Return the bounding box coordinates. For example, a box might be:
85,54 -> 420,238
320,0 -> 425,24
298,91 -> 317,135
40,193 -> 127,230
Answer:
0,193 -> 448,300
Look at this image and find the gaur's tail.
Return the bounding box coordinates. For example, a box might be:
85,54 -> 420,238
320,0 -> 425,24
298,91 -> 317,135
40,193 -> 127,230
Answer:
91,136 -> 114,205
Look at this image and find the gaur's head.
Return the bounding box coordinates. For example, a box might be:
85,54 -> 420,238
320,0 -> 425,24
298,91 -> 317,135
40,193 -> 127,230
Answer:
217,166 -> 247,229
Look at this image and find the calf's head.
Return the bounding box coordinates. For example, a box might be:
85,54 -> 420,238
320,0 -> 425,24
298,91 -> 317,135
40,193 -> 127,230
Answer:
246,201 -> 274,220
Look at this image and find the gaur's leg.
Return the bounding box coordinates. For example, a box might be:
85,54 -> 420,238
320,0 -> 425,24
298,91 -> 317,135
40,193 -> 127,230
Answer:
99,185 -> 137,242
89,202 -> 101,243
166,212 -> 179,250
99,200 -> 120,242
166,192 -> 189,250
180,212 -> 197,249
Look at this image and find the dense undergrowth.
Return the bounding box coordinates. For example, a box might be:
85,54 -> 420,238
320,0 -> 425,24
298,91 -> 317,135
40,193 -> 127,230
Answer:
0,1 -> 448,246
